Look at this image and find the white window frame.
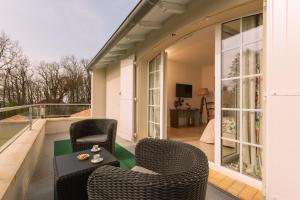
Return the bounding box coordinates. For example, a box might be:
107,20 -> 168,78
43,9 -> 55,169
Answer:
147,52 -> 166,139
214,12 -> 264,189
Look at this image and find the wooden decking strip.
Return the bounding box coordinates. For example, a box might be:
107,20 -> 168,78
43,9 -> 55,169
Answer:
208,169 -> 264,200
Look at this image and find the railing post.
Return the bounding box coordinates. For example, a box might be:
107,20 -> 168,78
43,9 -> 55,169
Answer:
29,106 -> 32,130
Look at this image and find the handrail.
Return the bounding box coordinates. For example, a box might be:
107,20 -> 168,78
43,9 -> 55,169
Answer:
0,103 -> 91,112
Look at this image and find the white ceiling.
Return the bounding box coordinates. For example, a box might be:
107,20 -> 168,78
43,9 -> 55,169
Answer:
166,26 -> 215,67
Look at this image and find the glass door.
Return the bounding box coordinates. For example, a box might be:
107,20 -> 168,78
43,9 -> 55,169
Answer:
221,14 -> 263,180
147,53 -> 164,138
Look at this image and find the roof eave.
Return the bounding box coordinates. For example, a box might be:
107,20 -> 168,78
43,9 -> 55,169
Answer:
88,0 -> 160,70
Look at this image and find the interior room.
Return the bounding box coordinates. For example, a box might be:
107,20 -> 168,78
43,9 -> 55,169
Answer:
166,26 -> 215,162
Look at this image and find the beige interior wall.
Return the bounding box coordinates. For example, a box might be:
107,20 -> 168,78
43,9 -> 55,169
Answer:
166,60 -> 215,126
166,60 -> 202,125
200,65 -> 215,123
200,65 -> 215,102
91,68 -> 106,118
105,63 -> 120,122
167,60 -> 202,110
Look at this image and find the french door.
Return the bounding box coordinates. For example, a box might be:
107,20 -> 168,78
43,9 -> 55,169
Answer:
220,14 -> 263,180
147,52 -> 166,139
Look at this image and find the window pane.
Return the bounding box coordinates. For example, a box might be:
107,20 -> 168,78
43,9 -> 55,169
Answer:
222,48 -> 240,78
222,19 -> 240,50
242,111 -> 262,145
242,76 -> 262,109
148,123 -> 160,138
149,89 -> 160,105
243,42 -> 262,75
156,54 -> 161,67
222,110 -> 239,140
149,72 -> 160,89
222,139 -> 240,172
242,145 -> 262,180
148,106 -> 160,124
149,59 -> 156,72
222,79 -> 239,108
242,14 -> 263,44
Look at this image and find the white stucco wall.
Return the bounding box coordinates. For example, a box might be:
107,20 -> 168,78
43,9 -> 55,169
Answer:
265,0 -> 300,199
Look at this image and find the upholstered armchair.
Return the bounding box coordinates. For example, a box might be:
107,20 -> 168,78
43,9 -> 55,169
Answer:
69,119 -> 117,154
87,138 -> 208,200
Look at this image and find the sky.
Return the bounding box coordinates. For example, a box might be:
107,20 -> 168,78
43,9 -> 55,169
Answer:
0,0 -> 139,63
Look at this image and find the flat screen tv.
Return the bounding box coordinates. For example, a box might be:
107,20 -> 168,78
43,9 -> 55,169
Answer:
176,84 -> 192,98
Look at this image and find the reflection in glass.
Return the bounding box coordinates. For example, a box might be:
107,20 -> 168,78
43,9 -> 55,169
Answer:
222,19 -> 240,50
242,77 -> 262,109
149,89 -> 160,105
242,145 -> 262,179
222,139 -> 240,172
222,48 -> 240,78
222,79 -> 239,108
242,111 -> 262,145
148,107 -> 160,124
149,72 -> 160,89
243,42 -> 262,75
242,14 -> 263,44
222,110 -> 239,140
148,123 -> 160,138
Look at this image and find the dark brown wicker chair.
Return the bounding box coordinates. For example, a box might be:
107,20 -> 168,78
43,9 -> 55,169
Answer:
69,119 -> 117,154
87,138 -> 208,200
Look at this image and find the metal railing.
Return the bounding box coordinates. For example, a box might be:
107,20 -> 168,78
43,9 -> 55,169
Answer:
0,103 -> 91,152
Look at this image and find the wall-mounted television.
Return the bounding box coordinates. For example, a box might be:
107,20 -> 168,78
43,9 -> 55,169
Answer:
176,84 -> 192,98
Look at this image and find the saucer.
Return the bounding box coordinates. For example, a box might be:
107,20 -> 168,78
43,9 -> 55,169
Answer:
91,157 -> 103,164
91,147 -> 101,152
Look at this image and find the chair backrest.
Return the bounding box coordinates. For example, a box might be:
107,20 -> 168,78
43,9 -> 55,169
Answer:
72,119 -> 117,136
136,139 -> 207,175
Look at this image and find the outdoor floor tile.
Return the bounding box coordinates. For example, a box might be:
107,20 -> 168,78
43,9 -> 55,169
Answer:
252,191 -> 264,200
227,181 -> 246,197
217,176 -> 235,191
208,172 -> 226,186
209,169 -> 217,178
238,185 -> 258,199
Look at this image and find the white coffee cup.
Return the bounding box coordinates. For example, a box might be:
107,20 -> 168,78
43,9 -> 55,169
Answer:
92,145 -> 99,150
93,154 -> 100,160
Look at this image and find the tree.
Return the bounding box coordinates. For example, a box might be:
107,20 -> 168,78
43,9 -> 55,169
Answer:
0,31 -> 91,107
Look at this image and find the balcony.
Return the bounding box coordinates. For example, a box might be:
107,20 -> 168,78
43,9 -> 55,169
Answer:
0,104 -> 254,200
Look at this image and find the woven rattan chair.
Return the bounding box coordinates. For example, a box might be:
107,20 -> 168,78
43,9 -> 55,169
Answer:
69,119 -> 117,154
87,138 -> 208,200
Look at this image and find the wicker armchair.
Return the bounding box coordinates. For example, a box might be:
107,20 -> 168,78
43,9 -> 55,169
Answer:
87,138 -> 208,200
69,119 -> 117,154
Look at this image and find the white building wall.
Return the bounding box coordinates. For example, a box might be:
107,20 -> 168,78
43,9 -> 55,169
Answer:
266,0 -> 300,199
